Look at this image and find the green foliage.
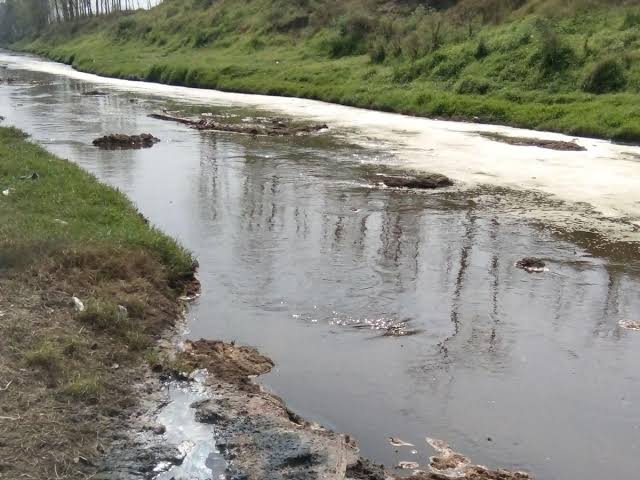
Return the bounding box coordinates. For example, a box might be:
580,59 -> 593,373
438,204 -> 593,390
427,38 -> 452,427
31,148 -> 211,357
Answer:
0,128 -> 194,279
78,300 -> 124,331
61,374 -> 103,401
324,14 -> 373,58
369,40 -> 386,63
456,77 -> 492,94
582,58 -> 626,94
13,0 -> 640,142
534,23 -> 575,76
474,37 -> 489,59
622,11 -> 640,29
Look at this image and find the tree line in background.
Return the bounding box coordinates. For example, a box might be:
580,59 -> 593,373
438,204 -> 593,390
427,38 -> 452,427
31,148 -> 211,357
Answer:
0,0 -> 161,42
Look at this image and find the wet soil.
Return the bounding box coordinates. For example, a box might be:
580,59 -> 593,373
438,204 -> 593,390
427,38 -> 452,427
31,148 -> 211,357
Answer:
478,132 -> 586,151
180,340 -> 530,480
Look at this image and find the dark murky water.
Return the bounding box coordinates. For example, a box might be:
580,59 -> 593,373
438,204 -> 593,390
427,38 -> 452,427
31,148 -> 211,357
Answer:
2,54 -> 640,480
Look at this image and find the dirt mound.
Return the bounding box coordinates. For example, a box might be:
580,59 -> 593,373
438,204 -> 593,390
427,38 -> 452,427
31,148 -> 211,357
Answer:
179,339 -> 274,389
92,133 -> 160,149
371,173 -> 453,189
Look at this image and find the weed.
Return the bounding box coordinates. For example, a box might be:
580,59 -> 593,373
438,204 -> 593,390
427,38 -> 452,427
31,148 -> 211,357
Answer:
582,58 -> 626,94
61,374 -> 103,401
24,341 -> 63,375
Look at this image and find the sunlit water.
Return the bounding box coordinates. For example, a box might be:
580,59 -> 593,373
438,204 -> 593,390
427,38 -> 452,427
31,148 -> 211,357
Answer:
1,52 -> 640,480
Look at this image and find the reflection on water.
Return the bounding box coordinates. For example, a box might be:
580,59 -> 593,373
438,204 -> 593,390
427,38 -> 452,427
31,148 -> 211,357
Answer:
2,61 -> 640,480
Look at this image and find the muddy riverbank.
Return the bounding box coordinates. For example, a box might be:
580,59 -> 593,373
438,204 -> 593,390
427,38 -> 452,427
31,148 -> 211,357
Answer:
144,338 -> 532,480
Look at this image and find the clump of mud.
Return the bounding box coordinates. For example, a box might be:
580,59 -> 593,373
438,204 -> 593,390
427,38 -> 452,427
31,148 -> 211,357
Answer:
478,132 -> 586,151
179,339 -> 274,390
92,133 -> 160,150
149,111 -> 328,137
370,173 -> 454,190
515,257 -> 548,273
82,90 -> 109,96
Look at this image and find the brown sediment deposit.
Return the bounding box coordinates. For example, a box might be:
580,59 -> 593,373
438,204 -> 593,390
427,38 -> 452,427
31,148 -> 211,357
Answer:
149,111 -> 328,137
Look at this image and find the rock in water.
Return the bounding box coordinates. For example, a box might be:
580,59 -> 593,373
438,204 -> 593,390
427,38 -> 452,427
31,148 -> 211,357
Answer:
619,320 -> 640,331
389,437 -> 415,447
92,133 -> 160,150
373,173 -> 453,189
515,257 -> 547,273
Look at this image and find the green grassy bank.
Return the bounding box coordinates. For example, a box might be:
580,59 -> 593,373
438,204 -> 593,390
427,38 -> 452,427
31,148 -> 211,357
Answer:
14,0 -> 640,142
0,126 -> 195,479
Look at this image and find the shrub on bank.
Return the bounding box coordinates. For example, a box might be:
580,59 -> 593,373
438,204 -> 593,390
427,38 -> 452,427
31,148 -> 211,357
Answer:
582,58 -> 626,94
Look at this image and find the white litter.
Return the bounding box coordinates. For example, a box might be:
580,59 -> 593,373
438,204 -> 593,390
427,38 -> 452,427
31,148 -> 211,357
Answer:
72,297 -> 85,312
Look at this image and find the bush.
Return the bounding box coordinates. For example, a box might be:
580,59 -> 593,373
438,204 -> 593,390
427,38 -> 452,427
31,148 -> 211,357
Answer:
582,59 -> 626,94
391,61 -> 428,84
432,55 -> 468,80
456,77 -> 492,95
368,40 -> 386,63
533,21 -> 574,76
325,14 -> 373,58
475,38 -> 489,59
623,11 -> 640,29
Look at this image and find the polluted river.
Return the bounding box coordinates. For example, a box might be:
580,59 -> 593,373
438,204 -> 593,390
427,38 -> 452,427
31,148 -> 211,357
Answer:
1,50 -> 640,480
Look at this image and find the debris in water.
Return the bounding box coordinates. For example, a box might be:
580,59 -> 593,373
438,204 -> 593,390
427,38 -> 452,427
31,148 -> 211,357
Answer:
515,257 -> 548,273
72,296 -> 85,312
426,437 -> 471,476
83,90 -> 109,96
425,437 -> 531,479
371,173 -> 453,190
396,461 -> 420,470
389,437 -> 414,447
619,320 -> 640,331
92,133 -> 160,150
149,111 -> 328,137
2,188 -> 10,196
478,132 -> 586,151
179,293 -> 201,302
53,218 -> 68,226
